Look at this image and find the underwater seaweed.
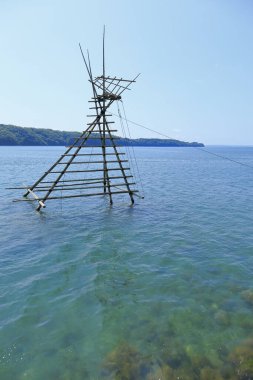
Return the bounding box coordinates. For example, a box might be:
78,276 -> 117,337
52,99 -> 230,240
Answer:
229,338 -> 253,379
102,342 -> 150,380
241,290 -> 253,307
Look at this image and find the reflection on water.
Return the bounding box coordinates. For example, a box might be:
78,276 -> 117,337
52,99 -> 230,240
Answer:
0,146 -> 253,379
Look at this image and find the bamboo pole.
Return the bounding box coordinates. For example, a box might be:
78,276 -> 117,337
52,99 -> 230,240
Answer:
49,168 -> 130,173
87,38 -> 113,204
14,190 -> 139,202
30,182 -> 136,192
105,122 -> 135,204
57,160 -> 128,165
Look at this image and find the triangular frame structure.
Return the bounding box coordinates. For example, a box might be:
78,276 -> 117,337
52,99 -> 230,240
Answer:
13,30 -> 140,211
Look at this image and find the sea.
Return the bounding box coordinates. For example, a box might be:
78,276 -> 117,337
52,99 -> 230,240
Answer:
0,145 -> 253,380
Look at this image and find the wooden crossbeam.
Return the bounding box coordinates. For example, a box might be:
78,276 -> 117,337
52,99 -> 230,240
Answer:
9,180 -> 103,189
42,180 -> 133,188
38,180 -> 104,188
87,114 -> 112,117
93,79 -> 130,92
62,153 -> 125,156
32,182 -> 136,192
39,175 -> 133,184
49,168 -> 130,174
74,136 -> 119,140
70,145 -> 118,148
14,190 -> 139,202
95,76 -> 136,83
57,160 -> 127,165
87,121 -> 115,125
90,129 -> 117,132
68,146 -> 115,149
8,177 -> 135,190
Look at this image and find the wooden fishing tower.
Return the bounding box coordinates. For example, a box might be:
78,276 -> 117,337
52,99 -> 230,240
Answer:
13,30 -> 141,211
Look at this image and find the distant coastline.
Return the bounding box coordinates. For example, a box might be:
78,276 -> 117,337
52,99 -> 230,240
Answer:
0,124 -> 204,147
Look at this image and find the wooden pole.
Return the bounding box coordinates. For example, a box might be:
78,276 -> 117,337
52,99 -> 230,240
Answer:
105,120 -> 135,204
87,37 -> 113,205
30,183 -> 136,192
14,190 -> 139,202
102,26 -> 107,195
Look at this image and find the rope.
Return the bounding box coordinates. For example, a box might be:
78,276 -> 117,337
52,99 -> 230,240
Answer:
116,102 -> 144,197
116,102 -> 137,179
120,101 -> 145,197
61,173 -> 65,212
86,146 -> 93,169
194,147 -> 253,169
117,102 -> 137,181
112,113 -> 253,171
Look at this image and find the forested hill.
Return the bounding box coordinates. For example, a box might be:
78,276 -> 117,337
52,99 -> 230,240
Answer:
0,124 -> 204,147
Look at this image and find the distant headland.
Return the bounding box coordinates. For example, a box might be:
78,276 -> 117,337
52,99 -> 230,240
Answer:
0,124 -> 204,147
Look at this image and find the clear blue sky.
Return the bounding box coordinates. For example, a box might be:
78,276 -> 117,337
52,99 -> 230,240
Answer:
1,0 -> 253,145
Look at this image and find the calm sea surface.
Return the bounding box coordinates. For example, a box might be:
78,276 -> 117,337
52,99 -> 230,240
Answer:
0,146 -> 253,379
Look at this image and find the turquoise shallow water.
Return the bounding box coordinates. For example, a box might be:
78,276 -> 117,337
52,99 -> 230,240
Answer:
0,146 -> 253,379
